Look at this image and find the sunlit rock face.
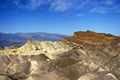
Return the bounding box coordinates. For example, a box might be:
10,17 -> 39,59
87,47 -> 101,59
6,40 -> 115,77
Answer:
0,38 -> 72,59
73,30 -> 117,45
19,38 -> 72,59
0,31 -> 120,80
0,54 -> 70,80
78,72 -> 118,80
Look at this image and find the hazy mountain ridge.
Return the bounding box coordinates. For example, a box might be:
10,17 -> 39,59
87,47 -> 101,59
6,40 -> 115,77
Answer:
0,32 -> 68,46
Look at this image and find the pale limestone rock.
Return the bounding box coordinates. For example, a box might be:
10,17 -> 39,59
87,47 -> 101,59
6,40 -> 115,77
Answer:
0,39 -> 72,59
17,39 -> 72,59
30,61 -> 38,74
78,73 -> 118,80
0,76 -> 11,80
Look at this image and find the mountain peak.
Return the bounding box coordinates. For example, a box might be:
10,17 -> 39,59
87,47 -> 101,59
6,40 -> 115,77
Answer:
27,38 -> 36,44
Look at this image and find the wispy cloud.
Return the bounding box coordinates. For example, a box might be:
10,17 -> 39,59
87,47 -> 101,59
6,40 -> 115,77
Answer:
12,0 -> 45,9
49,0 -> 120,14
13,0 -> 20,5
50,0 -> 73,12
78,0 -> 91,9
90,0 -> 120,14
26,0 -> 44,9
1,0 -> 120,14
103,0 -> 116,5
90,7 -> 107,14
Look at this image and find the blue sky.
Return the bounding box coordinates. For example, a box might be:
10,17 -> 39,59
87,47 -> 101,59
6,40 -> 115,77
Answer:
0,0 -> 120,35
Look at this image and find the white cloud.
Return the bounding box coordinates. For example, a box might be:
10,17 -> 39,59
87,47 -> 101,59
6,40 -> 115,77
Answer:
26,0 -> 44,9
90,7 -> 107,14
103,0 -> 116,5
49,0 -> 91,12
4,0 -> 120,14
78,0 -> 91,9
91,0 -> 120,14
50,0 -> 73,11
12,0 -> 45,9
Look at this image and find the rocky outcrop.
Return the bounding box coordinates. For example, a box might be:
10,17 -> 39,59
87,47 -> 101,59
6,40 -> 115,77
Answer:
0,31 -> 120,80
0,45 -> 4,50
0,38 -> 72,59
78,72 -> 118,80
0,48 -> 119,80
63,30 -> 117,46
8,45 -> 21,49
62,30 -> 120,80
73,30 -> 117,45
0,54 -> 70,80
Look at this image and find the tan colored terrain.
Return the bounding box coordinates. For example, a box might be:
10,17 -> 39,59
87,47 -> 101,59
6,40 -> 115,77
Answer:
0,31 -> 120,80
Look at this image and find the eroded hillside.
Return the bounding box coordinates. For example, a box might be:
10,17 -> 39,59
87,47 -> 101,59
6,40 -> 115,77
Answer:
0,31 -> 120,80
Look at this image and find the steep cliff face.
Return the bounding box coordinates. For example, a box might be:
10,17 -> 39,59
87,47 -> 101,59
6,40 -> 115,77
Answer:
73,31 -> 117,45
0,31 -> 120,80
63,31 -> 118,47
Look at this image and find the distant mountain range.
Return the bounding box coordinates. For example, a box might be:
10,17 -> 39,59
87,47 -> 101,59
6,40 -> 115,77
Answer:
0,32 -> 68,46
